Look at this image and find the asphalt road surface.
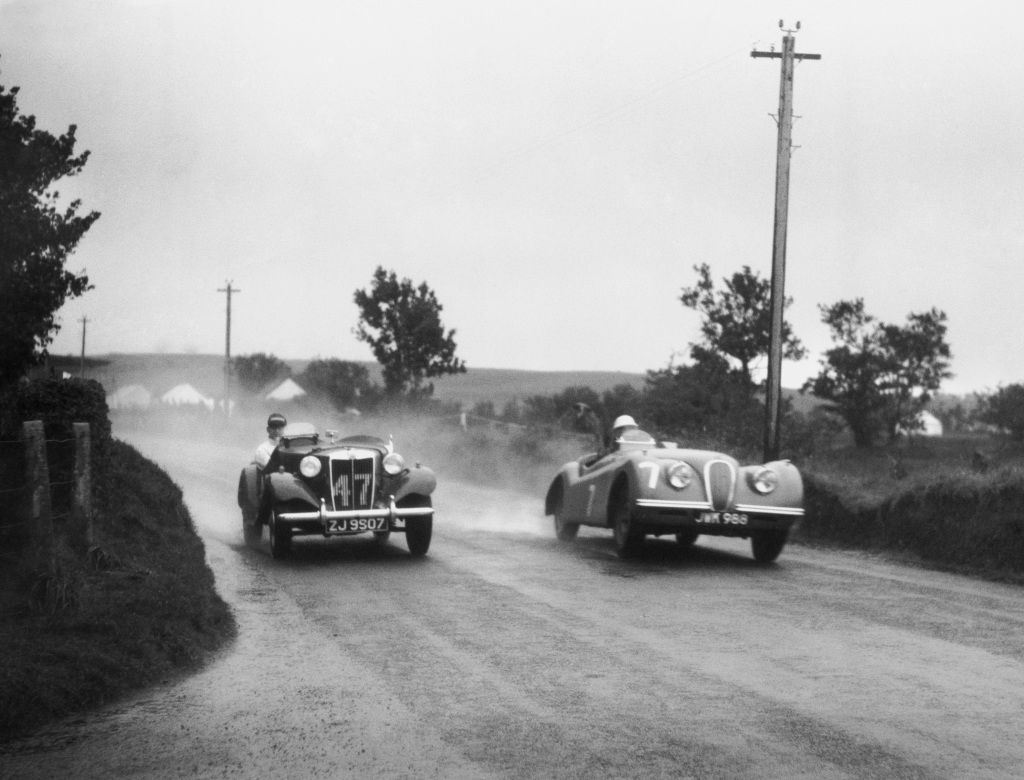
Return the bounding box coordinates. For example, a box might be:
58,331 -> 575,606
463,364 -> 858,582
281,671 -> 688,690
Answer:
4,431 -> 1024,779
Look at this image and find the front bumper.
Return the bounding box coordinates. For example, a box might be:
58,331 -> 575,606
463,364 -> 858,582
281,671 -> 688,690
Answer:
633,497 -> 802,535
278,496 -> 433,535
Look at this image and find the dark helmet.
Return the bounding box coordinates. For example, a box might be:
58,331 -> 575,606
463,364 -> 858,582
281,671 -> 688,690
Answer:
267,413 -> 287,428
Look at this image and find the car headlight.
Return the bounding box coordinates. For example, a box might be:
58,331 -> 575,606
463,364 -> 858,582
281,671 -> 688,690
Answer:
751,467 -> 778,495
382,452 -> 406,476
666,461 -> 695,490
299,455 -> 322,478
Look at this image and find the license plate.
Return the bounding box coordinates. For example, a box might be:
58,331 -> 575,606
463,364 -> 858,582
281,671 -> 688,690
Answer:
697,511 -> 748,526
326,517 -> 387,533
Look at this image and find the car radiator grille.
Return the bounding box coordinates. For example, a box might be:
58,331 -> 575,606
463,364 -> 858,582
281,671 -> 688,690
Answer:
705,460 -> 735,511
329,456 -> 376,511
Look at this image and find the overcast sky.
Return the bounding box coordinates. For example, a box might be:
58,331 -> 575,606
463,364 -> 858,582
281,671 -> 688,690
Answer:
2,0 -> 1021,395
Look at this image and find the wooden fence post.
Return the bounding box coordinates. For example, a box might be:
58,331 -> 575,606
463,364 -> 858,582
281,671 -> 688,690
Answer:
22,420 -> 55,575
73,422 -> 92,546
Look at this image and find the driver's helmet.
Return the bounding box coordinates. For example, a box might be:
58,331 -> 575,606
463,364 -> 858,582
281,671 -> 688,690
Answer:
267,412 -> 287,428
612,414 -> 637,430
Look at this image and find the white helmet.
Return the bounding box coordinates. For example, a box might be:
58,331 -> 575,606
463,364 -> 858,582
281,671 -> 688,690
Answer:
612,414 -> 637,430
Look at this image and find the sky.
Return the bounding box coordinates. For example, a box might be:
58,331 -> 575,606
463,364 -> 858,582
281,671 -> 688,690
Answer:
2,0 -> 1022,396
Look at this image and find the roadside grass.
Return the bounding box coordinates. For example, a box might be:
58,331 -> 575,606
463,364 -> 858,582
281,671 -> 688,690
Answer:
0,438 -> 235,740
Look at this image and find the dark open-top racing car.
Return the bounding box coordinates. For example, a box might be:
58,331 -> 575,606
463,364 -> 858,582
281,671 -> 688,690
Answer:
545,428 -> 804,562
238,423 -> 436,559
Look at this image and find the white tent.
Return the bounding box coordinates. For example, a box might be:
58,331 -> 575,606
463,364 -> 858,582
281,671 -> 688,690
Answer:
161,383 -> 215,410
107,384 -> 152,410
265,377 -> 307,402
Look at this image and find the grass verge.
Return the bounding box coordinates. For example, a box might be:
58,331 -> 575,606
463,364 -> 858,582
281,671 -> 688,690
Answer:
0,438 -> 236,740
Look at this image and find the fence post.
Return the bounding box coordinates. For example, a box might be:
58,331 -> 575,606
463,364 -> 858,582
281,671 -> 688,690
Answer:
73,422 -> 92,546
23,420 -> 55,575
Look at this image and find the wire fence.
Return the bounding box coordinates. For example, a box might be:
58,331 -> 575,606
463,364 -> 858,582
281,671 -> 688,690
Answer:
0,421 -> 93,576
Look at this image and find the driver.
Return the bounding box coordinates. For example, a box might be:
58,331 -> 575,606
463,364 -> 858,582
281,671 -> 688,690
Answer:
609,414 -> 640,451
253,412 -> 287,468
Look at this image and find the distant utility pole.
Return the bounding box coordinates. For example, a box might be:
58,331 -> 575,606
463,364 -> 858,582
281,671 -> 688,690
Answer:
79,316 -> 88,377
218,281 -> 239,417
751,21 -> 820,462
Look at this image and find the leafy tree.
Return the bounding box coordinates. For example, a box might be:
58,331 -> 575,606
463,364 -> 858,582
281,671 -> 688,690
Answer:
679,263 -> 805,387
642,346 -> 761,448
805,299 -> 952,447
353,267 -> 466,400
299,358 -> 376,411
233,353 -> 290,394
0,84 -> 100,388
977,384 -> 1024,440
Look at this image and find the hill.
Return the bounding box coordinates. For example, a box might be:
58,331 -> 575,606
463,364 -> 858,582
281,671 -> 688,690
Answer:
53,353 -> 649,410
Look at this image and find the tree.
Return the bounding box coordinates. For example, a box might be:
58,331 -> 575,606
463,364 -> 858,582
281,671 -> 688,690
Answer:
0,84 -> 100,389
679,263 -> 805,387
299,358 -> 376,411
353,267 -> 466,400
805,299 -> 952,447
642,346 -> 761,448
977,384 -> 1024,440
233,353 -> 290,394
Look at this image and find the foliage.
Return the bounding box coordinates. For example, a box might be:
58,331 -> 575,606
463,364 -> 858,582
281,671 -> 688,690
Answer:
232,353 -> 290,394
3,376 -> 111,444
299,358 -> 377,411
0,438 -> 235,738
976,384 -> 1024,440
642,347 -> 763,451
679,263 -> 805,385
804,299 -> 952,447
353,267 -> 466,400
0,84 -> 100,390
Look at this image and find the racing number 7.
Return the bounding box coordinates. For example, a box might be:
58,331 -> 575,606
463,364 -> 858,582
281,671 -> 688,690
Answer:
638,461 -> 659,489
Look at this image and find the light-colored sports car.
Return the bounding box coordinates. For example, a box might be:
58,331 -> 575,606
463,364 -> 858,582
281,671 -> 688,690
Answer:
544,428 -> 803,562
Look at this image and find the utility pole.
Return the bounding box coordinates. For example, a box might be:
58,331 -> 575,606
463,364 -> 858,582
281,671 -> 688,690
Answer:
751,21 -> 820,462
79,316 -> 88,377
218,281 -> 239,417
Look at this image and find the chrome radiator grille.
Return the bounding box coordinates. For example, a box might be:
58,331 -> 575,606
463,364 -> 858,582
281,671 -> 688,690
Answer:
705,460 -> 736,511
329,455 -> 376,511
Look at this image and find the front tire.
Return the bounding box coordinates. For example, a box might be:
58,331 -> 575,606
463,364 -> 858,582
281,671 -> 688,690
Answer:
675,529 -> 699,548
242,510 -> 261,546
401,496 -> 433,557
751,529 -> 788,563
269,509 -> 292,560
612,492 -> 644,558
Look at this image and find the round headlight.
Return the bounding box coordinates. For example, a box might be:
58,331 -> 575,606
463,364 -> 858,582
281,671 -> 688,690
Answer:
382,452 -> 406,476
666,461 -> 695,490
751,467 -> 778,495
299,455 -> 322,478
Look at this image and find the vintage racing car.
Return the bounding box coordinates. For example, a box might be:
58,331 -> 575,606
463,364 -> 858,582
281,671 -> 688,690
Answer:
545,428 -> 803,562
238,423 -> 436,559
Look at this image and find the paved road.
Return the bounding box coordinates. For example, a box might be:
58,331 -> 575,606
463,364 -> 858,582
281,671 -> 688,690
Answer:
4,432 -> 1024,778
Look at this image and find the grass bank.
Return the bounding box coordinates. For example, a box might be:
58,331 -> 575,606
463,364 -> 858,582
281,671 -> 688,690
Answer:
0,438 -> 236,740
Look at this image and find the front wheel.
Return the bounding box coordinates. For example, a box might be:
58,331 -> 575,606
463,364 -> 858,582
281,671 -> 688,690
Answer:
269,509 -> 292,560
612,493 -> 644,558
751,529 -> 788,563
242,510 -> 261,546
675,529 -> 699,548
401,496 -> 433,557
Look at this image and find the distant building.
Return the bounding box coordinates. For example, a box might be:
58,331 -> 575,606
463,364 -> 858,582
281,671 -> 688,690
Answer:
265,377 -> 307,402
898,410 -> 944,438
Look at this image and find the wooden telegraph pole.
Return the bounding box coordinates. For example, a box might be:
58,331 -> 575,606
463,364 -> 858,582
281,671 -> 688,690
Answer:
79,316 -> 88,377
751,21 -> 820,461
218,281 -> 239,418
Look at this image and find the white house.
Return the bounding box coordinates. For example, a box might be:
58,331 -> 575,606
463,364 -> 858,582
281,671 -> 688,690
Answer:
898,410 -> 944,437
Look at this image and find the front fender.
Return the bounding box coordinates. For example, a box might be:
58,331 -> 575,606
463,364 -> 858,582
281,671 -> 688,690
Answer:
266,471 -> 320,509
388,465 -> 437,503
